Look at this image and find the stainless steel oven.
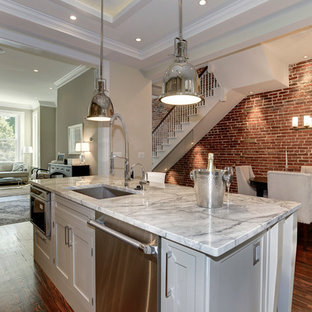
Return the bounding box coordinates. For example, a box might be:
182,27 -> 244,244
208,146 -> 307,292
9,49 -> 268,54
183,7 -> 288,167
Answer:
30,186 -> 51,238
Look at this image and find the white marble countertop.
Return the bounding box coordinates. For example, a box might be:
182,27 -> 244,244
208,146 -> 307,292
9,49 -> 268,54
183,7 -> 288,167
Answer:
31,175 -> 300,257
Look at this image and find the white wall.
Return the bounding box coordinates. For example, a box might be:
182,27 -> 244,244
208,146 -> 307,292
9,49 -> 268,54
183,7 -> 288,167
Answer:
103,61 -> 152,177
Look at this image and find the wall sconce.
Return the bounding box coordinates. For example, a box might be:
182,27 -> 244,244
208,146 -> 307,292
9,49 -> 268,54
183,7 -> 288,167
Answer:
304,115 -> 312,127
75,142 -> 90,164
292,117 -> 298,128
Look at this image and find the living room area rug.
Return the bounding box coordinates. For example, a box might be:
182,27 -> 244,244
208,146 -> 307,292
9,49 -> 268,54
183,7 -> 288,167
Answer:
0,195 -> 30,226
0,184 -> 30,198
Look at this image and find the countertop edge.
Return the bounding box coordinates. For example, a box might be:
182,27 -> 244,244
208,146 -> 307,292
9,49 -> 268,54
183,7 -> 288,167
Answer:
30,180 -> 300,258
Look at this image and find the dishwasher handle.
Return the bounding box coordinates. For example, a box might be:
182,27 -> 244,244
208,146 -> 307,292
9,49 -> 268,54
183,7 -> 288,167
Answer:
88,219 -> 158,255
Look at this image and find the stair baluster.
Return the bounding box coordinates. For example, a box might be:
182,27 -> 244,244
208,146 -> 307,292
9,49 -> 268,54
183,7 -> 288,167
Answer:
152,67 -> 221,162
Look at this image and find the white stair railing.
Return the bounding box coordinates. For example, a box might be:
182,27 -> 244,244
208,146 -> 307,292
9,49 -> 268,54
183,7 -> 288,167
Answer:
152,68 -> 221,157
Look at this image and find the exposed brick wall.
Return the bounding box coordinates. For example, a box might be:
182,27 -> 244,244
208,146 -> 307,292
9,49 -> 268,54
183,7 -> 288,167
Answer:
166,59 -> 312,192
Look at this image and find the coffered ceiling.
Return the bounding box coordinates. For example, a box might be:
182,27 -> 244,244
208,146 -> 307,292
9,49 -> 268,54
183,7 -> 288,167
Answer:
0,0 -> 311,106
0,45 -> 82,107
0,0 -> 311,79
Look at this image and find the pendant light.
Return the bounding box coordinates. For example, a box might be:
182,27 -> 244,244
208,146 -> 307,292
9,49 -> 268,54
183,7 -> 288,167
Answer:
87,0 -> 114,121
159,0 -> 203,105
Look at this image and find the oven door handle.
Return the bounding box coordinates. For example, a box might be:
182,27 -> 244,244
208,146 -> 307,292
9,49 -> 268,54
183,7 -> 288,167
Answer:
30,193 -> 46,204
87,219 -> 158,255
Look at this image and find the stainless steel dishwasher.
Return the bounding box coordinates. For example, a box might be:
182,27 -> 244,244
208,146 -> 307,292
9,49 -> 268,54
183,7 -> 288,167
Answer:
88,212 -> 159,312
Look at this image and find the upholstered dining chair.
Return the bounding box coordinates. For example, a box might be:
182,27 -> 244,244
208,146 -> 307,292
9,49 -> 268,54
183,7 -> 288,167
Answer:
235,165 -> 257,196
301,165 -> 312,173
268,171 -> 308,312
268,171 -> 312,248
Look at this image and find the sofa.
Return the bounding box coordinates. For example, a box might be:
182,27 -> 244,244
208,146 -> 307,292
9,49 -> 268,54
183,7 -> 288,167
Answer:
0,161 -> 29,184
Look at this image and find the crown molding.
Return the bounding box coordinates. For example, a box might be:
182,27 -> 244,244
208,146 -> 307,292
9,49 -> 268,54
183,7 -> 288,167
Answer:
54,65 -> 91,88
0,0 -> 142,59
112,0 -> 148,23
39,101 -> 56,108
0,101 -> 35,110
55,0 -> 113,23
142,0 -> 269,59
0,0 -> 307,68
58,0 -> 147,24
0,0 -> 268,62
0,27 -> 99,65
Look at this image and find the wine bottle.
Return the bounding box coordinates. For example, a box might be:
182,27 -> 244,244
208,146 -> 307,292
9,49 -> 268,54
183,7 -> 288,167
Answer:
207,153 -> 214,172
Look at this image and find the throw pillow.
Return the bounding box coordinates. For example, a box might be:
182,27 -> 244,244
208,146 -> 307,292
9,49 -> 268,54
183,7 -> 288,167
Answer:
12,162 -> 24,172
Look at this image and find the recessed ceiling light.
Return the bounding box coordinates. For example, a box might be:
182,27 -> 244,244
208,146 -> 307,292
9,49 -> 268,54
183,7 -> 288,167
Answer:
33,69 -> 39,73
199,0 -> 207,5
304,55 -> 309,59
0,47 -> 5,54
249,91 -> 254,94
70,15 -> 77,21
49,87 -> 53,90
136,38 -> 142,42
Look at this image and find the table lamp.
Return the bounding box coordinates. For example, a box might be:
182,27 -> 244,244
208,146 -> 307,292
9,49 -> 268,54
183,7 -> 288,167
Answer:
75,142 -> 90,165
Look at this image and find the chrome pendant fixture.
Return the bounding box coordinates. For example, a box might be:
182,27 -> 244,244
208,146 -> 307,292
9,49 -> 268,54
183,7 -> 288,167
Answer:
159,0 -> 203,105
87,0 -> 114,121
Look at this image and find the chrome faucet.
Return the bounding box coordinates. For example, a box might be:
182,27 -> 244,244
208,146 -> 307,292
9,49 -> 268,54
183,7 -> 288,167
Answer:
109,114 -> 130,187
130,163 -> 145,180
130,163 -> 149,191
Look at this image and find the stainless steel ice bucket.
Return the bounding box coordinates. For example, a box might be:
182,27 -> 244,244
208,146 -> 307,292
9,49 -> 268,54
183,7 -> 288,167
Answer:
190,169 -> 225,208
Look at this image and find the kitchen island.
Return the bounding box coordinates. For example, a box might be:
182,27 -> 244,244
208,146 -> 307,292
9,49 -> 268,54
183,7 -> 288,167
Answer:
31,176 -> 300,312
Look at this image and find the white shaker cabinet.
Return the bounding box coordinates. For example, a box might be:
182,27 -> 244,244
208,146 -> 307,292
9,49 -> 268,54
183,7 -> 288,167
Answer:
161,233 -> 266,312
161,239 -> 207,312
53,197 -> 95,312
54,210 -> 72,285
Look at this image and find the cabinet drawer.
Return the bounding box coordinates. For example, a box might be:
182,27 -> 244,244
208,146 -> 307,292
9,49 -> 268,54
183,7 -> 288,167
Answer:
55,195 -> 95,220
34,227 -> 52,274
34,228 -> 50,259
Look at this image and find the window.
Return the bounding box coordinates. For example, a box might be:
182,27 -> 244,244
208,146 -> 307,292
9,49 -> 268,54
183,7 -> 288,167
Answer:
0,111 -> 24,162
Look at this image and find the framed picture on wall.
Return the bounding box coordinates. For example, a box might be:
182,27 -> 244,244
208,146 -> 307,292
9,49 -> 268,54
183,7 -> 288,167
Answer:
68,123 -> 83,155
56,153 -> 65,163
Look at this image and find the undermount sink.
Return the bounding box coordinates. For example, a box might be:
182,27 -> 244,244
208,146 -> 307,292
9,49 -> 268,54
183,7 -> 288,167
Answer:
72,185 -> 135,200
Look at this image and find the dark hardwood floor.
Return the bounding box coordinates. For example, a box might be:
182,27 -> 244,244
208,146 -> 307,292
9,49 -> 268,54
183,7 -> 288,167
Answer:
292,242 -> 312,311
0,221 -> 311,311
0,222 -> 73,312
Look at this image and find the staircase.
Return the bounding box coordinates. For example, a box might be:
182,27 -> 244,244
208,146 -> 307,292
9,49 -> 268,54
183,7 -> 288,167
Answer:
152,68 -> 224,169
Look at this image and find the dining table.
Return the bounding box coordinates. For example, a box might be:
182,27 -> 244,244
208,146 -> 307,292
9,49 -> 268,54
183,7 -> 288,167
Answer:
249,176 -> 268,197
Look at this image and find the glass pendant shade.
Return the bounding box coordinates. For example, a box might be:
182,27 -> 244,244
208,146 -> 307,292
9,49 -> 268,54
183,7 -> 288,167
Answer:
87,80 -> 114,121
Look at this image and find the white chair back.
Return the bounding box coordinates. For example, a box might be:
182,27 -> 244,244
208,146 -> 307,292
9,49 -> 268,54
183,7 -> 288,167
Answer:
235,165 -> 256,196
301,166 -> 312,173
145,172 -> 166,187
268,171 -> 312,224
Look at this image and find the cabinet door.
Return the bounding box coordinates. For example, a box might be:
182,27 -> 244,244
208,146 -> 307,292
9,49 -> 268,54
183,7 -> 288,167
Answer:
209,235 -> 265,312
54,213 -> 71,284
70,220 -> 95,311
161,238 -> 206,312
55,201 -> 95,312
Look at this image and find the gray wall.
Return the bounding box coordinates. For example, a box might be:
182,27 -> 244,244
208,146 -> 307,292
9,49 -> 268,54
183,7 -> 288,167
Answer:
40,106 -> 56,168
56,69 -> 98,174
